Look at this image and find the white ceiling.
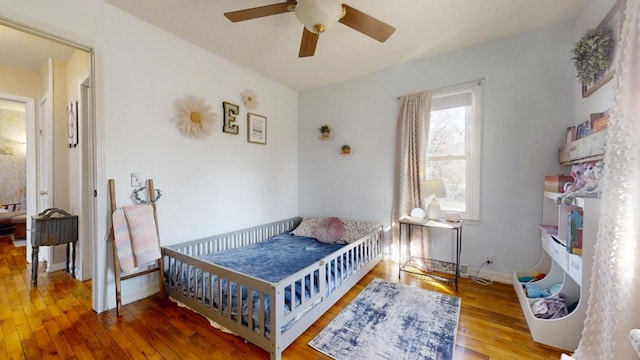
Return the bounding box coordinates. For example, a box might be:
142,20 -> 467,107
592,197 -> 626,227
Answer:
105,0 -> 584,91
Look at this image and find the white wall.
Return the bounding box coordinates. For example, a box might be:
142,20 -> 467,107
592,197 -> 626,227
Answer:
298,20 -> 577,279
66,50 -> 91,216
49,59 -> 70,266
0,0 -> 298,312
52,60 -> 69,212
0,63 -> 40,98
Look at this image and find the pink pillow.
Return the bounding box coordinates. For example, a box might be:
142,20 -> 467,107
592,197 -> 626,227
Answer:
314,217 -> 345,243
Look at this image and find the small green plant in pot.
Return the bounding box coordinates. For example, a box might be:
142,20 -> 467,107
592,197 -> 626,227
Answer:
319,124 -> 331,139
341,144 -> 351,154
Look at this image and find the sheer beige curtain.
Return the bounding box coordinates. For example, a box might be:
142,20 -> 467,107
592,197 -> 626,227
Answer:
573,0 -> 640,358
391,91 -> 432,260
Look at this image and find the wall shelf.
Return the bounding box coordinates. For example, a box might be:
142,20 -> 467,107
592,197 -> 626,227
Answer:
558,130 -> 607,165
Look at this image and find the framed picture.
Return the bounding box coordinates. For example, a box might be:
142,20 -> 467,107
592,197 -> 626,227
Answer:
67,101 -> 79,148
576,120 -> 592,140
580,1 -> 621,98
247,113 -> 267,145
566,126 -> 576,144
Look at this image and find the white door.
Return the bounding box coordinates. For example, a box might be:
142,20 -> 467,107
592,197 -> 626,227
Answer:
78,77 -> 95,281
35,92 -> 54,266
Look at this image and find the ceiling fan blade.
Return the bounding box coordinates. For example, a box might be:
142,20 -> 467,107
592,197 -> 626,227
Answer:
224,1 -> 296,22
339,4 -> 396,42
299,27 -> 319,57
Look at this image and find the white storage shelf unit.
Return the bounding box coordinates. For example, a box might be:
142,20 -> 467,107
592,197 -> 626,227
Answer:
512,192 -> 600,351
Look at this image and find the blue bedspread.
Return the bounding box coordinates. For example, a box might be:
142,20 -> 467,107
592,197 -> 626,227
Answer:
197,233 -> 344,282
167,233 -> 350,336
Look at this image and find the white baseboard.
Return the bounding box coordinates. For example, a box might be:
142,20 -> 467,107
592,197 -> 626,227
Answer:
463,266 -> 512,284
123,283 -> 160,305
46,261 -> 68,273
400,260 -> 513,285
104,281 -> 160,311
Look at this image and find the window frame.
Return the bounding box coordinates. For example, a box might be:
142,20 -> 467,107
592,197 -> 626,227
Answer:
426,84 -> 482,222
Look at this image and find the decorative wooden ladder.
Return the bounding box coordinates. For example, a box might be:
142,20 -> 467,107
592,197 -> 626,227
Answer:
108,178 -> 165,317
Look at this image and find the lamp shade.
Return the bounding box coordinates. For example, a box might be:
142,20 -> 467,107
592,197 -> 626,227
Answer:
421,179 -> 447,199
295,0 -> 343,34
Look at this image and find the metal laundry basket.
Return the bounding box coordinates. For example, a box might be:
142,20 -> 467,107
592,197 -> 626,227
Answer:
30,208 -> 78,287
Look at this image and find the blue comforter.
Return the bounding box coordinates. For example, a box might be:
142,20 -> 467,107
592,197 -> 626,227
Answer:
167,233 -> 349,336
198,233 -> 344,282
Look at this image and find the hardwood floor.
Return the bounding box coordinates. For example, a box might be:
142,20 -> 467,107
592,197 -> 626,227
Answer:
0,238 -> 565,359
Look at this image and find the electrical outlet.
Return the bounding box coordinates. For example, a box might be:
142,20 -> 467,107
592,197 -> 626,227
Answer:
460,264 -> 469,277
483,253 -> 495,265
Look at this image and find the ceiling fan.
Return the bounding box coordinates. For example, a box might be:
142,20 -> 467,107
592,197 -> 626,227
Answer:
224,0 -> 396,58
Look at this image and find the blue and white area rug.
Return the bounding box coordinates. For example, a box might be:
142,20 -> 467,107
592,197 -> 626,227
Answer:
309,278 -> 460,360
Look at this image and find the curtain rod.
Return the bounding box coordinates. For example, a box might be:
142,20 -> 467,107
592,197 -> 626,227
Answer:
396,77 -> 485,100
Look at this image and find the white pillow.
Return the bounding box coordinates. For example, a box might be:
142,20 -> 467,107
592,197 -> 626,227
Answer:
291,217 -> 324,238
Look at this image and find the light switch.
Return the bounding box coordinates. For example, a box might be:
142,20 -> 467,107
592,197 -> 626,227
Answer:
131,173 -> 142,187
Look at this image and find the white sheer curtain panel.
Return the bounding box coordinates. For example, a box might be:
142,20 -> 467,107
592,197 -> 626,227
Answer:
391,91 -> 432,260
573,0 -> 640,358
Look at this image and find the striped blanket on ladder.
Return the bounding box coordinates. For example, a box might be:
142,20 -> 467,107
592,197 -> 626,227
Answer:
112,204 -> 161,273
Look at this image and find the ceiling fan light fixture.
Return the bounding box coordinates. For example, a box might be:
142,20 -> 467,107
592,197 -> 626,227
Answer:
295,0 -> 343,34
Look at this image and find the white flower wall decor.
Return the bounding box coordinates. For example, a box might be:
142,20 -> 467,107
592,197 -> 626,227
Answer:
241,89 -> 258,110
173,96 -> 217,139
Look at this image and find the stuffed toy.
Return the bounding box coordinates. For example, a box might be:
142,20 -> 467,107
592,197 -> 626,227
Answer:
563,162 -> 588,193
580,161 -> 602,193
557,160 -> 604,205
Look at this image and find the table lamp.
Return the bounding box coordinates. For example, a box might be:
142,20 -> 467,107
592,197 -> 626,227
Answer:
421,179 -> 447,220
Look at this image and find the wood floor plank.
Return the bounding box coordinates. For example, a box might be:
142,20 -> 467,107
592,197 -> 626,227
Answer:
0,240 -> 566,359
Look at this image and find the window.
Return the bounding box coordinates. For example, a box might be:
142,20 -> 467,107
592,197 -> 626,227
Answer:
426,84 -> 481,221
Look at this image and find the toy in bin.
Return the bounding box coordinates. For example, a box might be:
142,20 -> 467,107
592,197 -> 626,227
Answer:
532,293 -> 569,319
518,272 -> 546,283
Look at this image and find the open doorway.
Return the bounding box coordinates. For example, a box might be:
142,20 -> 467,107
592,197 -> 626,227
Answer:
0,98 -> 28,248
0,22 -> 96,286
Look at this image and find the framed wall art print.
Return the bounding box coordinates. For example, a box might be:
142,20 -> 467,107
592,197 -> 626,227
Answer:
247,113 -> 267,145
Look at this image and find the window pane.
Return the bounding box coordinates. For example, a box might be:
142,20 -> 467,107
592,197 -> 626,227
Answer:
427,107 -> 466,157
426,159 -> 466,212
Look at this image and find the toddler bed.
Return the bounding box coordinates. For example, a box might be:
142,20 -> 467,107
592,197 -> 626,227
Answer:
162,217 -> 383,360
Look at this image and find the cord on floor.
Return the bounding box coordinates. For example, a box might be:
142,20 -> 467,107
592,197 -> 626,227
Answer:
470,261 -> 494,286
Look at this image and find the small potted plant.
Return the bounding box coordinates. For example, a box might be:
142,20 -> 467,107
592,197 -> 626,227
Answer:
341,144 -> 351,155
318,124 -> 331,139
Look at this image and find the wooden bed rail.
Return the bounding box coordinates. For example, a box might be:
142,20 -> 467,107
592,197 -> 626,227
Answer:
165,217 -> 301,256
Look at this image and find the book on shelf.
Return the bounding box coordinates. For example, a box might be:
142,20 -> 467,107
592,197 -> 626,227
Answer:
569,209 -> 583,255
590,111 -> 609,133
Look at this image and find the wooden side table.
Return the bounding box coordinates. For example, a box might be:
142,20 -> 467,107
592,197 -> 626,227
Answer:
31,208 -> 78,287
398,216 -> 464,290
